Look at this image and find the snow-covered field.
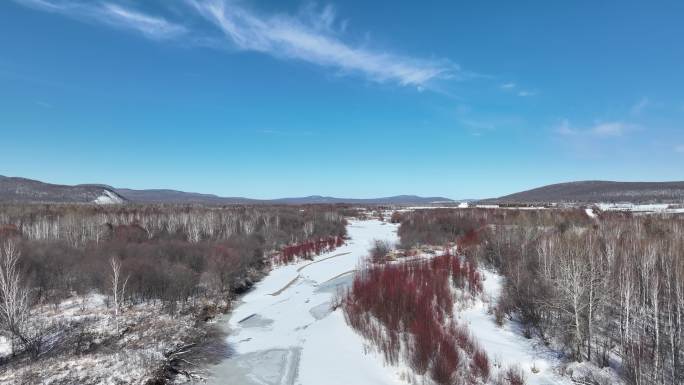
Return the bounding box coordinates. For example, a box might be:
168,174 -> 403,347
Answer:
460,271 -> 570,385
596,202 -> 684,213
204,219 -> 407,385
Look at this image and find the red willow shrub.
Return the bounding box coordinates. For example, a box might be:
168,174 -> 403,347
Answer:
457,228 -> 480,249
274,236 -> 344,264
0,224 -> 21,239
343,253 -> 486,385
471,348 -> 490,380
505,366 -> 526,385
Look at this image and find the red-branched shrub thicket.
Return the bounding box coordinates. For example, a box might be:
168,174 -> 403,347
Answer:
274,236 -> 344,264
343,252 -> 486,385
457,228 -> 480,249
472,348 -> 490,380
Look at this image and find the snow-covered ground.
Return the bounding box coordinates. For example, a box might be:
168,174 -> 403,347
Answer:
596,202 -> 684,213
460,271 -> 571,385
93,190 -> 125,204
0,336 -> 10,358
460,270 -> 623,385
0,291 -> 203,385
205,219 -> 407,385
205,217 -> 623,385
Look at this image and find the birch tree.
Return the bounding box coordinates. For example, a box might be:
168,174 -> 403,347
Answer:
110,257 -> 128,334
0,240 -> 29,353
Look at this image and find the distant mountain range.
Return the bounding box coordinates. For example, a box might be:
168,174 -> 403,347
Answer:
6,176 -> 681,206
482,180 -> 684,204
115,189 -> 452,205
0,175 -> 452,205
0,175 -> 125,204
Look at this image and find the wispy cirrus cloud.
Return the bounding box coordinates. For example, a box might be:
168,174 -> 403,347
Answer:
14,0 -> 455,88
552,119 -> 638,159
14,0 -> 187,39
499,81 -> 536,97
554,119 -> 634,137
630,97 -> 650,115
100,3 -> 188,39
517,90 -> 537,97
591,122 -> 629,137
186,0 -> 453,87
675,144 -> 684,154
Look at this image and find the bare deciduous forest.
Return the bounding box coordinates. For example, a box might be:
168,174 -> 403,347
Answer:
2,204 -> 682,385
397,208 -> 684,385
0,204 -> 348,383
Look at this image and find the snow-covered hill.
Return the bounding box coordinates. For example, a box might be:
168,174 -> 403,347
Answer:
0,175 -> 126,204
92,190 -> 126,204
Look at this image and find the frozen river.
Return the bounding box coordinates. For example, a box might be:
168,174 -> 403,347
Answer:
205,219 -> 405,385
204,218 -> 583,385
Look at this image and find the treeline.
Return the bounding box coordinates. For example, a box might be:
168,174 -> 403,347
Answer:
0,204 -> 347,308
275,236 -> 345,264
0,204 -> 346,246
398,208 -> 684,385
343,252 -> 489,385
396,208 -> 591,249
492,215 -> 684,385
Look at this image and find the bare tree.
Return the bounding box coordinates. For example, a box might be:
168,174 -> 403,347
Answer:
370,239 -> 392,263
110,257 -> 128,334
0,240 -> 29,354
303,221 -> 314,239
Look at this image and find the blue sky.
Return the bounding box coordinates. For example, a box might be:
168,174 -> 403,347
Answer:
1,0 -> 683,199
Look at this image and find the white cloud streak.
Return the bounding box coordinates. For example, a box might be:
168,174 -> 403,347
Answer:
591,122 -> 627,137
185,0 -> 454,87
554,120 -> 633,137
517,90 -> 536,97
100,3 -> 188,39
675,145 -> 684,154
14,0 -> 187,39
500,82 -> 537,97
15,0 -> 453,87
630,97 -> 649,115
